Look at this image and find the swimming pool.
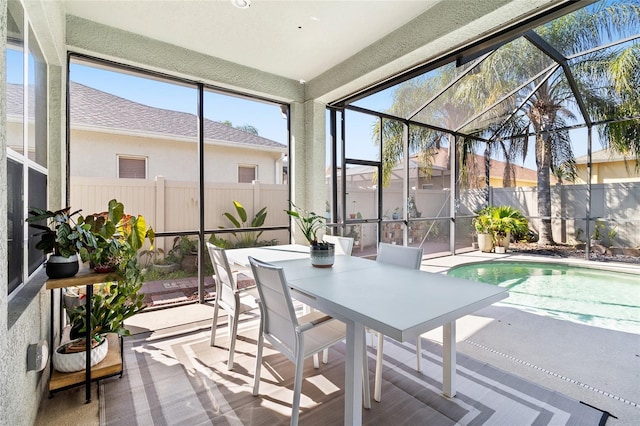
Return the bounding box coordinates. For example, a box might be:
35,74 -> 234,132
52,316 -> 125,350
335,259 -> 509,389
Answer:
448,261 -> 640,334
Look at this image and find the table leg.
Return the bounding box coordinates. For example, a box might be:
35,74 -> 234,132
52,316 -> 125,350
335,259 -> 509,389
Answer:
344,320 -> 364,426
85,284 -> 93,403
442,321 -> 456,398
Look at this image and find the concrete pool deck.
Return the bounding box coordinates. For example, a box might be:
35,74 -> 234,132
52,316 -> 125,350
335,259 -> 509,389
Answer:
420,251 -> 640,425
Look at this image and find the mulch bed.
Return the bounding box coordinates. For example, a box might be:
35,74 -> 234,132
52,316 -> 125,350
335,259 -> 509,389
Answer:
509,242 -> 640,265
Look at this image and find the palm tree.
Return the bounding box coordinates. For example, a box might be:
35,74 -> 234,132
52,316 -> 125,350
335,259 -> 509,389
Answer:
376,0 -> 640,246
497,0 -> 640,244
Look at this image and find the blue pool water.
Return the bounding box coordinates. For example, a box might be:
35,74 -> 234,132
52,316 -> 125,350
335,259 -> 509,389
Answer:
448,261 -> 640,334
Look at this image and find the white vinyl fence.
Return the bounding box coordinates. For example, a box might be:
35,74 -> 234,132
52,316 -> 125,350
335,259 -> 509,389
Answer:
72,177 -> 640,250
70,177 -> 291,251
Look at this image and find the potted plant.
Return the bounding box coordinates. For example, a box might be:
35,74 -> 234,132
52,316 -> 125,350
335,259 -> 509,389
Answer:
473,208 -> 494,253
475,205 -> 528,253
141,247 -> 180,273
489,206 -> 528,251
172,235 -> 199,273
26,206 -> 98,278
590,219 -> 605,246
286,202 -> 335,267
52,199 -> 153,372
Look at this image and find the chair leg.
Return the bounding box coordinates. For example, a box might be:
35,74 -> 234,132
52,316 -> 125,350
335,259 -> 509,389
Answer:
312,353 -> 320,369
252,333 -> 264,396
322,348 -> 329,364
415,336 -> 422,372
374,332 -> 384,402
291,351 -> 305,426
227,310 -> 240,370
210,303 -> 220,347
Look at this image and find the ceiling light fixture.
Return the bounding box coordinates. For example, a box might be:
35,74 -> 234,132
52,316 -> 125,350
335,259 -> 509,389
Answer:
231,0 -> 251,9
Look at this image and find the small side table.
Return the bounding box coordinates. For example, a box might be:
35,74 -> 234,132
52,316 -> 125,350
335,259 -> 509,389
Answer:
46,270 -> 123,403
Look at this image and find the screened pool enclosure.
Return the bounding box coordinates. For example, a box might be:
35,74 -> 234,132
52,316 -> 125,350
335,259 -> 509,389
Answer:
324,0 -> 640,259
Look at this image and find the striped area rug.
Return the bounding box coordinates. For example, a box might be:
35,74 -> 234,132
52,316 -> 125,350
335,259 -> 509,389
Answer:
100,317 -> 606,425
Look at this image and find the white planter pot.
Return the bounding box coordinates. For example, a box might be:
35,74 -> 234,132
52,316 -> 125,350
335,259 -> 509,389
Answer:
494,246 -> 506,254
477,233 -> 493,253
496,231 -> 511,249
53,336 -> 108,373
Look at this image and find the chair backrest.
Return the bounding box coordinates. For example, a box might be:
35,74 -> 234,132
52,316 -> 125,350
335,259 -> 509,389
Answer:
248,256 -> 299,354
322,234 -> 354,256
376,242 -> 423,270
206,242 -> 237,304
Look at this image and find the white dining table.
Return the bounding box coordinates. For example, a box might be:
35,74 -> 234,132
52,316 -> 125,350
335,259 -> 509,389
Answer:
227,246 -> 508,426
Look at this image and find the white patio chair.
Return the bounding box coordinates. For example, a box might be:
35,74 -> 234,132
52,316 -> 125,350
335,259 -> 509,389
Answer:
322,234 -> 354,256
249,256 -> 370,426
207,242 -> 259,371
373,242 -> 423,402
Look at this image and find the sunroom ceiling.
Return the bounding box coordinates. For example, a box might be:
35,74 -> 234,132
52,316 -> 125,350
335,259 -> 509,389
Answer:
62,0 -> 573,101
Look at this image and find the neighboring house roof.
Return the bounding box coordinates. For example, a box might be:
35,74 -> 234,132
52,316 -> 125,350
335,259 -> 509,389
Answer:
336,148 -> 539,184
7,83 -> 287,151
575,149 -> 631,164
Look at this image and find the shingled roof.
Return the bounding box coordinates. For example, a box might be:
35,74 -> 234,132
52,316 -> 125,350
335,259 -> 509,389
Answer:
7,83 -> 286,151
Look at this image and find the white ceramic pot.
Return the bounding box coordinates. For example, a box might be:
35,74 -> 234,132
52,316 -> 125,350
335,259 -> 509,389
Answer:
477,233 -> 493,253
53,336 -> 108,373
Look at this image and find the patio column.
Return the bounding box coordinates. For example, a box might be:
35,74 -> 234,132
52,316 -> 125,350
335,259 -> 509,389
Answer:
290,100 -> 327,244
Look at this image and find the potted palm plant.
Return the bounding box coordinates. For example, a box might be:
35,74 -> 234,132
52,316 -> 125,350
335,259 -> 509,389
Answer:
286,202 -> 335,267
473,208 -> 494,253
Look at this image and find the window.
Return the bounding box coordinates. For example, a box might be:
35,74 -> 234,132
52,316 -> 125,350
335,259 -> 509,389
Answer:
238,165 -> 257,183
118,155 -> 147,179
6,2 -> 48,296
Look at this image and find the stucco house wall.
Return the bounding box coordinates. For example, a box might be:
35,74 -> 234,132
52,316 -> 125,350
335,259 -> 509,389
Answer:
70,128 -> 285,183
574,149 -> 640,184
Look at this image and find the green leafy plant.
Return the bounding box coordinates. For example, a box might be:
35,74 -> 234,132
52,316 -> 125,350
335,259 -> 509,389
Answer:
26,207 -> 97,258
68,279 -> 145,340
607,225 -> 618,247
473,209 -> 493,234
285,201 -> 327,245
221,200 -> 268,247
81,199 -> 155,270
474,205 -> 529,245
591,220 -> 605,241
66,199 -> 154,341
